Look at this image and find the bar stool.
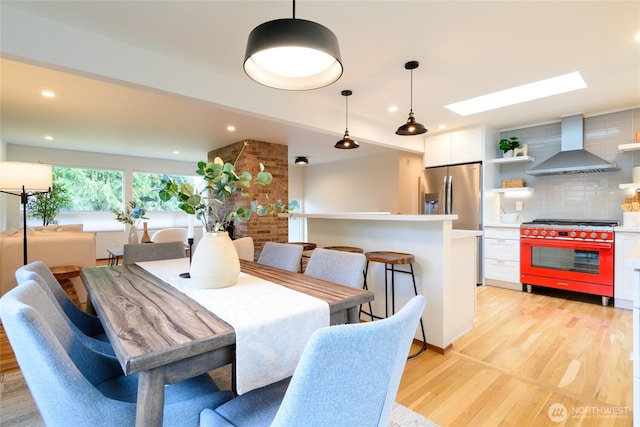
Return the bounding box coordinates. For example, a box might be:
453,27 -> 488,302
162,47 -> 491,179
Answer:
362,251 -> 427,358
323,245 -> 364,254
289,242 -> 317,272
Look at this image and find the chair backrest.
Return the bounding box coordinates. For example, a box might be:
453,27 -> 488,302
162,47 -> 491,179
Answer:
150,227 -> 188,243
123,241 -> 185,265
15,265 -> 113,356
304,248 -> 366,288
233,236 -> 255,261
256,242 -> 303,272
270,295 -> 426,427
0,280 -> 138,426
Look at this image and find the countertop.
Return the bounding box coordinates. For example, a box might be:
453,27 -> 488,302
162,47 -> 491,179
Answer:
452,230 -> 483,239
285,213 -> 458,221
484,222 -> 522,229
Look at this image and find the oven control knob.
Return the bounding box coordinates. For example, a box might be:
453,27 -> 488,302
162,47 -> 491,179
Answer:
570,231 -> 577,238
601,232 -> 609,240
580,232 -> 587,238
550,231 -> 556,237
532,230 -> 538,235
524,229 -> 530,235
590,232 -> 597,239
541,230 -> 546,236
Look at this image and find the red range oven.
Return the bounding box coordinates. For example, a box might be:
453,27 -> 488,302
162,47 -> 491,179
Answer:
520,219 -> 618,306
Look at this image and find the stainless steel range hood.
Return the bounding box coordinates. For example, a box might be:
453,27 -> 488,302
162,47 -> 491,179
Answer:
527,114 -> 619,176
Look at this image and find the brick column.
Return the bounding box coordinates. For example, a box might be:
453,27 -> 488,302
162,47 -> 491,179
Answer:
208,140 -> 289,256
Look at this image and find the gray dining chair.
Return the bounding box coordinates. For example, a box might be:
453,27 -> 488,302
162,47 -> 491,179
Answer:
232,236 -> 255,261
256,242 -> 303,272
200,295 -> 426,427
123,241 -> 186,265
304,248 -> 366,288
15,261 -> 113,346
0,279 -> 234,427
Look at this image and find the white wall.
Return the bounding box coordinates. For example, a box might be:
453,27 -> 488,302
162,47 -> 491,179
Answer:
303,152 -> 401,214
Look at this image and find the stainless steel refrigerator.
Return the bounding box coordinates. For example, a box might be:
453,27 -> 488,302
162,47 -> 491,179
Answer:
421,162 -> 482,283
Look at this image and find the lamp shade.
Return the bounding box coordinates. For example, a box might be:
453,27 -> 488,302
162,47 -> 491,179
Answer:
294,156 -> 309,165
0,161 -> 52,192
244,18 -> 343,90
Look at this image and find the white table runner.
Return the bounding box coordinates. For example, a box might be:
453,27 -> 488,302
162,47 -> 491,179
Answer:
136,258 -> 329,394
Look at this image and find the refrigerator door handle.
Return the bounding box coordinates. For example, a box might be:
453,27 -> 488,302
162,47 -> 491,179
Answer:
442,176 -> 449,215
447,175 -> 453,214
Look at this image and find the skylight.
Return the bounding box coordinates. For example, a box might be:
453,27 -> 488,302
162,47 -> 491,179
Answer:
444,71 -> 587,116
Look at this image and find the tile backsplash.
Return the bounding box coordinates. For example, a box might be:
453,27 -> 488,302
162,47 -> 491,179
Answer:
497,108 -> 640,223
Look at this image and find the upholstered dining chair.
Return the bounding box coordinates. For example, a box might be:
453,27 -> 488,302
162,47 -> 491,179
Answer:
150,227 -> 188,243
0,280 -> 233,427
15,263 -> 113,355
200,295 -> 426,427
256,242 -> 303,272
232,236 -> 255,261
304,248 -> 366,288
123,241 -> 186,265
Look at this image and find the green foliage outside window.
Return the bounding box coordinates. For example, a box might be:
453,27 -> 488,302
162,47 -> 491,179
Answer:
53,167 -> 123,211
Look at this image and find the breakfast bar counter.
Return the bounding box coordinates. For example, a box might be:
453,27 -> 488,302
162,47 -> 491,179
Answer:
288,213 -> 481,353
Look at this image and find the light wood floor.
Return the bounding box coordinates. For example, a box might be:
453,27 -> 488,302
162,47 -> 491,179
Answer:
1,282 -> 633,426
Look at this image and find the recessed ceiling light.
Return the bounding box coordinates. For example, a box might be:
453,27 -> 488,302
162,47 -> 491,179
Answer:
635,32 -> 640,41
173,150 -> 180,155
227,126 -> 236,132
44,135 -> 54,140
444,71 -> 587,116
388,105 -> 398,113
41,90 -> 55,98
438,124 -> 447,130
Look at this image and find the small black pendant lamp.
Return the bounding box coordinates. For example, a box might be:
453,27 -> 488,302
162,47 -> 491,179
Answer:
396,61 -> 428,136
335,90 -> 359,149
244,0 -> 343,90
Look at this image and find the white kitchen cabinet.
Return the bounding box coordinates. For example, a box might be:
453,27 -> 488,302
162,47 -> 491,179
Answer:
424,126 -> 483,168
614,230 -> 639,309
483,226 -> 522,291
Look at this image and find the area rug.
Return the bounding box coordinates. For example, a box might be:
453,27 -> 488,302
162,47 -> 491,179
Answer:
0,370 -> 439,427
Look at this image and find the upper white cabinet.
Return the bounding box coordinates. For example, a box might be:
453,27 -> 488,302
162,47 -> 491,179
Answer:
424,127 -> 483,168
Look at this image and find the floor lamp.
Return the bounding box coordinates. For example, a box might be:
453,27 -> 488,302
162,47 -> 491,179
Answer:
0,161 -> 52,265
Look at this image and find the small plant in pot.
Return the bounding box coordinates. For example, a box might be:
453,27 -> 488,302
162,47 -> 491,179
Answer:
499,136 -> 520,157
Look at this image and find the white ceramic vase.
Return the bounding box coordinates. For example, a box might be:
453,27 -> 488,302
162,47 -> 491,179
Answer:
502,150 -> 514,158
189,231 -> 240,289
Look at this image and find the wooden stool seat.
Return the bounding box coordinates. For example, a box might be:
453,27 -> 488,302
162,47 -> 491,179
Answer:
324,246 -> 364,254
50,265 -> 82,308
289,242 -> 317,251
365,251 -> 414,265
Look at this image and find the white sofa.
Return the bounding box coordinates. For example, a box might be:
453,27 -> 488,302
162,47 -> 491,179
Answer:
0,224 -> 96,303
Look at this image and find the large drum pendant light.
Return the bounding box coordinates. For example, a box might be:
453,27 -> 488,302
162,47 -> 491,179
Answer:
396,61 -> 428,136
335,90 -> 359,149
244,0 -> 343,90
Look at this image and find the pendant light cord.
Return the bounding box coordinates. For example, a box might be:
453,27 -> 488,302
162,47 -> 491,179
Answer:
410,68 -> 414,113
292,0 -> 296,19
345,95 -> 349,132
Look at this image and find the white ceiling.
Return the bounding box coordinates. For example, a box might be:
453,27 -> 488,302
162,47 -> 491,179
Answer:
1,1 -> 639,165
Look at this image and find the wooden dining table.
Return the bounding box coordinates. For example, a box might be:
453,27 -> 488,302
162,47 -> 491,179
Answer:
81,259 -> 374,427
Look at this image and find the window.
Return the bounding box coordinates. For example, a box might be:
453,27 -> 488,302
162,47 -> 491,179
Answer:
53,166 -> 123,211
132,172 -> 202,211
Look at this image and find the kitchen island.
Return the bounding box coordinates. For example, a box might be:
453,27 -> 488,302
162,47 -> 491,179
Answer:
289,213 -> 481,353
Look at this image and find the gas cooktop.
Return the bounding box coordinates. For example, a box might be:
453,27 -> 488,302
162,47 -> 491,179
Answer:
522,219 -> 619,228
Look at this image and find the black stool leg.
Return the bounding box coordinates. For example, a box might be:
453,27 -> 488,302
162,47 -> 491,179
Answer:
360,261 -> 375,321
407,262 -> 427,359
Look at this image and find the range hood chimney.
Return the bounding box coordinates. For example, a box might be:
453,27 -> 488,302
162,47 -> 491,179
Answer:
527,114 -> 618,176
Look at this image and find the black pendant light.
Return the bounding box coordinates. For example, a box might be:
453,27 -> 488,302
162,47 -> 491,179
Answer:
396,61 -> 428,136
294,156 -> 309,165
244,0 -> 343,90
335,90 -> 359,149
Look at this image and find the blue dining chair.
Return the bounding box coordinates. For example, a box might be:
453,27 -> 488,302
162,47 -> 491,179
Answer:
256,242 -> 303,272
304,248 -> 366,288
200,295 -> 427,427
0,280 -> 234,427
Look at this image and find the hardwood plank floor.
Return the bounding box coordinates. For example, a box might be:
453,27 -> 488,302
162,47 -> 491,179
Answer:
1,280 -> 633,426
399,285 -> 633,426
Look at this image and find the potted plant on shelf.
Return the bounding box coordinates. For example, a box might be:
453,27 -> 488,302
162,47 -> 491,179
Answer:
156,142 -> 287,288
499,136 -> 520,157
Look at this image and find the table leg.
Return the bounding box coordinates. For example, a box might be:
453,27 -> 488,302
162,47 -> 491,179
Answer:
136,369 -> 166,427
346,306 -> 359,324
